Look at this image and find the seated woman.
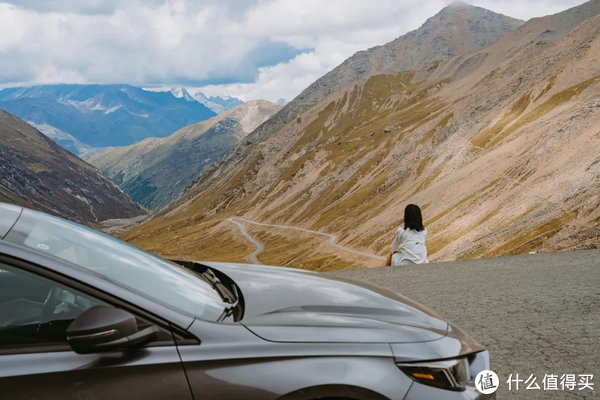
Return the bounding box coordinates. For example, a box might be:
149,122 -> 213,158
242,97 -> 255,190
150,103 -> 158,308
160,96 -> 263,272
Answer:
387,204 -> 428,266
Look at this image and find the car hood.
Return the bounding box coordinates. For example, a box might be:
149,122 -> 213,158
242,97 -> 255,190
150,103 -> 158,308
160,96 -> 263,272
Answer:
203,262 -> 449,344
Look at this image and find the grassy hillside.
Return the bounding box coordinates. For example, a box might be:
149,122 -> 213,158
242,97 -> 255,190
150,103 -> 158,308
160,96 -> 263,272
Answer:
122,2 -> 600,270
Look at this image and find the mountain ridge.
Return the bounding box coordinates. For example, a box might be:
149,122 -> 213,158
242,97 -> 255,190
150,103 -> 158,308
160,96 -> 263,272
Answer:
241,3 -> 523,145
0,110 -> 143,224
188,3 -> 524,195
86,100 -> 280,210
0,84 -> 216,152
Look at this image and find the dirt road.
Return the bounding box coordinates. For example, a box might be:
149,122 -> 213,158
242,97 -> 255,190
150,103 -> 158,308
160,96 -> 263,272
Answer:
228,218 -> 264,264
227,217 -> 385,264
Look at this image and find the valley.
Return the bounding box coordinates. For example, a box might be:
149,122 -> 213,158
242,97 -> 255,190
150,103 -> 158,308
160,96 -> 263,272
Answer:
86,100 -> 280,209
121,1 -> 600,269
1,1 -> 598,271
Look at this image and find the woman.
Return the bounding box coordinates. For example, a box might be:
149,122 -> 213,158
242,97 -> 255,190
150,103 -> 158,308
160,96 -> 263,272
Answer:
387,204 -> 428,266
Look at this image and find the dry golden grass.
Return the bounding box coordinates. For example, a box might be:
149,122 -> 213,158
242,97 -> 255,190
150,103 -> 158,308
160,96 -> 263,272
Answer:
264,73 -> 450,232
253,231 -> 334,270
125,219 -> 253,263
471,92 -> 532,150
420,113 -> 453,145
472,76 -> 600,151
428,179 -> 501,226
532,75 -> 557,102
27,162 -> 51,173
465,213 -> 573,259
251,227 -> 368,271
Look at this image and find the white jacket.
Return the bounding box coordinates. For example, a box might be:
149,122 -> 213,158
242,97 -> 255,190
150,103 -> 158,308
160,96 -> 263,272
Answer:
391,227 -> 428,266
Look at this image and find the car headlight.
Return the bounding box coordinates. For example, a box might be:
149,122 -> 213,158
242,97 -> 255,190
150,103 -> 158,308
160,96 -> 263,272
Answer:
397,357 -> 469,391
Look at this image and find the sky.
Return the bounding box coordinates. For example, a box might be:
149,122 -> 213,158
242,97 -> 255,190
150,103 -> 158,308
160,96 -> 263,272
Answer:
0,0 -> 590,102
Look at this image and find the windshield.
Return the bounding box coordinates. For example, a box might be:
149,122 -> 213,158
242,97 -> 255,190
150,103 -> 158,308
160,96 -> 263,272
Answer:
4,209 -> 225,320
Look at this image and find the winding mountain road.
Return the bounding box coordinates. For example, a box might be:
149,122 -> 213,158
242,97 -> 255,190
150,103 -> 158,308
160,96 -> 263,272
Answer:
227,218 -> 264,264
227,217 -> 385,264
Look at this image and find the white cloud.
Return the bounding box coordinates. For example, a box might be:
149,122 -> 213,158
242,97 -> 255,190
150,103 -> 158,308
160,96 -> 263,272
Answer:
199,0 -> 590,102
0,0 -> 590,102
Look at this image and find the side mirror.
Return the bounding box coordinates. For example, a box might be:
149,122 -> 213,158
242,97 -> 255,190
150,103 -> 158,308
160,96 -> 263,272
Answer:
66,305 -> 157,354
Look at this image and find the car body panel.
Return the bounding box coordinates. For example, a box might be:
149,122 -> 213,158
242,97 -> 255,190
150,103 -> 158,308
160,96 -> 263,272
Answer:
0,241 -> 194,400
1,346 -> 194,400
404,381 -> 494,399
390,324 -> 486,362
0,203 -> 493,400
179,321 -> 410,400
186,319 -> 395,360
180,353 -> 412,400
203,261 -> 449,343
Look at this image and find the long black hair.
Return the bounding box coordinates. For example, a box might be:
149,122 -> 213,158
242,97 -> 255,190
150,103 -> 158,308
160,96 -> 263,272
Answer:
403,204 -> 424,232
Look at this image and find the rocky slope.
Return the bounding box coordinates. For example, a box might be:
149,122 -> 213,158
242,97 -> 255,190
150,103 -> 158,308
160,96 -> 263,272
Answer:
239,3 -> 523,149
86,100 -> 280,210
0,110 -> 144,224
0,84 -> 216,152
123,1 -> 600,269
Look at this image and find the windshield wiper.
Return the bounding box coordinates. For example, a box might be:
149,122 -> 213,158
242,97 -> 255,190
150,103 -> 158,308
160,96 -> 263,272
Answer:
217,286 -> 240,322
199,268 -> 238,304
176,262 -> 241,322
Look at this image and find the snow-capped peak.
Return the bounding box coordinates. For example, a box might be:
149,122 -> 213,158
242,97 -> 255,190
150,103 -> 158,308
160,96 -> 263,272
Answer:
170,87 -> 195,102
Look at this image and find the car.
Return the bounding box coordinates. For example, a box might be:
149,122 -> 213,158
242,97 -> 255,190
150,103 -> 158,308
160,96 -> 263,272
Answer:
0,202 -> 494,399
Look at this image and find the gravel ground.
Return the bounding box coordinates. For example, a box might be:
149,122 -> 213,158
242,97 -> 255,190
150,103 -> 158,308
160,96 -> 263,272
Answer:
331,250 -> 600,399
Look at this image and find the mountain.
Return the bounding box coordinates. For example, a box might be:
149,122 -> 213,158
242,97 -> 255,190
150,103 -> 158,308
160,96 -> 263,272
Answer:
85,100 -> 280,210
170,87 -> 196,102
27,122 -> 101,156
0,110 -> 144,224
169,87 -> 244,114
0,84 -> 216,152
240,3 -> 523,148
192,92 -> 244,114
122,1 -> 600,270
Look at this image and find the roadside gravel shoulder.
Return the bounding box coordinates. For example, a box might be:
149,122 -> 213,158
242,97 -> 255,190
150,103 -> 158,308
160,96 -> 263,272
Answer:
331,250 -> 600,399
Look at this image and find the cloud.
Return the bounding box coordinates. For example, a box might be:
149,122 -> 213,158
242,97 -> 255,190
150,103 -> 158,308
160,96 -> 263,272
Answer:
1,0 -> 124,14
0,0 -> 590,102
199,0 -> 589,101
0,1 -> 306,87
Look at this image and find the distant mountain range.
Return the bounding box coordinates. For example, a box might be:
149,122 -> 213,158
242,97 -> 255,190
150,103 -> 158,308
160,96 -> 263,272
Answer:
0,110 -> 143,224
27,122 -> 100,156
0,84 -> 216,153
122,1 -> 600,269
170,87 -> 244,114
86,100 -> 280,210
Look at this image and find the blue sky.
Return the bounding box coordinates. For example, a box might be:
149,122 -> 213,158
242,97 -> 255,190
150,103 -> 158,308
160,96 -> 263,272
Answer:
0,0 -> 590,102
